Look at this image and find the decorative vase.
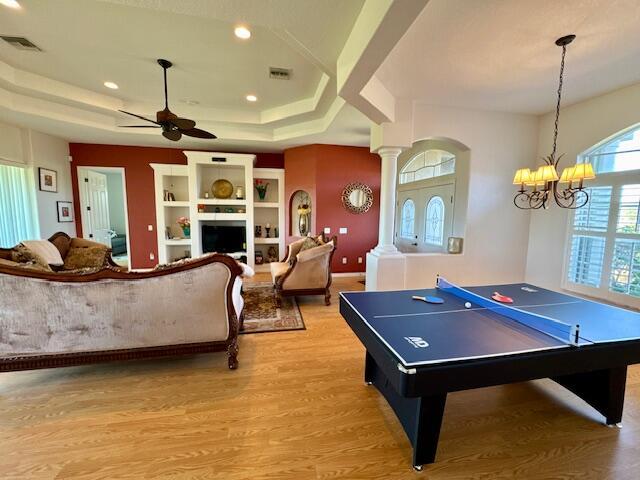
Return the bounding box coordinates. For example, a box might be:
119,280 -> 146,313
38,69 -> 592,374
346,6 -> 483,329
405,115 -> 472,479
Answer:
257,188 -> 267,200
298,213 -> 309,236
182,226 -> 190,237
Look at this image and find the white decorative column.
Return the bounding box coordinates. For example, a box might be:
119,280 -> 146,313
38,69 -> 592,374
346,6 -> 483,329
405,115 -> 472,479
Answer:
366,147 -> 406,291
374,147 -> 402,254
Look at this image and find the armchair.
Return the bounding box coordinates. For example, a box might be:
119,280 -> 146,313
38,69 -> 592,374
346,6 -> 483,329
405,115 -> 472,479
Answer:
270,235 -> 337,307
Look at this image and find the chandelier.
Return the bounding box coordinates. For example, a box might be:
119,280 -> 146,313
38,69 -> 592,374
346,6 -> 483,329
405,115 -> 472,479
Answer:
513,35 -> 596,210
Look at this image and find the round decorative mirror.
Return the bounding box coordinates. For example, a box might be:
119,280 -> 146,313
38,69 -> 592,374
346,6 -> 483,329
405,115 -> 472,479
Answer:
341,182 -> 373,214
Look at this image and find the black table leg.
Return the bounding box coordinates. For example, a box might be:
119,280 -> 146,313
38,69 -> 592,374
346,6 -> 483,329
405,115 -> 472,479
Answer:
363,351 -> 448,469
552,366 -> 627,425
411,393 -> 447,469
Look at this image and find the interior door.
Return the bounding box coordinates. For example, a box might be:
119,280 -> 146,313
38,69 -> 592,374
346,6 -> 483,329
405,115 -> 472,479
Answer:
81,170 -> 112,247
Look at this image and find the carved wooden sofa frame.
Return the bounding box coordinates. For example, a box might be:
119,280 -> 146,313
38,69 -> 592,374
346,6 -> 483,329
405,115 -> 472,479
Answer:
274,235 -> 337,307
0,254 -> 243,372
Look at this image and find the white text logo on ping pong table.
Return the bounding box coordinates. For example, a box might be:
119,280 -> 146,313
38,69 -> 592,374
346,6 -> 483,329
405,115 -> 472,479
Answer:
404,336 -> 429,348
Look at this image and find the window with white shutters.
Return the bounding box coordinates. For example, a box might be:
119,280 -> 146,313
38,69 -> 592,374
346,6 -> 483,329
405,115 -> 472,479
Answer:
564,126 -> 640,307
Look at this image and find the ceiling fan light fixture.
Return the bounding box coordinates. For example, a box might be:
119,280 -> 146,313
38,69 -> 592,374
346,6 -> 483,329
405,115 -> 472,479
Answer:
104,81 -> 119,90
246,94 -> 257,102
234,25 -> 251,39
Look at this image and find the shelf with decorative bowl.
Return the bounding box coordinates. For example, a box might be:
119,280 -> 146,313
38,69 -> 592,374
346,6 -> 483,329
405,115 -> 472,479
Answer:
196,198 -> 247,205
165,239 -> 192,246
255,237 -> 280,244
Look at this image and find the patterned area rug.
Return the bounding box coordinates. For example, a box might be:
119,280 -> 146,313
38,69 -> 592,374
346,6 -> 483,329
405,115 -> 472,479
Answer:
240,282 -> 305,334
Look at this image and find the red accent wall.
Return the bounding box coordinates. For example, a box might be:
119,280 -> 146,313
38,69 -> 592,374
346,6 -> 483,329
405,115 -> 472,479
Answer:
69,143 -> 283,269
284,144 -> 380,273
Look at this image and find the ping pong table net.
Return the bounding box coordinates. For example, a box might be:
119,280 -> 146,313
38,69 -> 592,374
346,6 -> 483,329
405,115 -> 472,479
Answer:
436,277 -> 580,346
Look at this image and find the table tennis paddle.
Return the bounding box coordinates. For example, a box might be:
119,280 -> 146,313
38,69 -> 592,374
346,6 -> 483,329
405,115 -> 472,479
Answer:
492,292 -> 513,303
412,295 -> 444,304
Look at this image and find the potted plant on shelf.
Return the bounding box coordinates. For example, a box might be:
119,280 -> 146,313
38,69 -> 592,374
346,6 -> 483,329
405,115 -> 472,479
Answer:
255,179 -> 269,201
177,216 -> 191,238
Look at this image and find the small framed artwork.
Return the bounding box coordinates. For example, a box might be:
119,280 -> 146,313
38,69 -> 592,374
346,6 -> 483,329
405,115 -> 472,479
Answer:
39,167 -> 58,192
57,201 -> 74,223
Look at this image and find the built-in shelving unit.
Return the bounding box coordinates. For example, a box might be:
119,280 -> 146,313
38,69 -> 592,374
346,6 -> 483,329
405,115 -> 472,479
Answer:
253,168 -> 285,273
152,154 -> 285,270
151,164 -> 192,264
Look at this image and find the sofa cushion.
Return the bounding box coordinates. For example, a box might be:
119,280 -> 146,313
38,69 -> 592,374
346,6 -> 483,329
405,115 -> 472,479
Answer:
22,240 -> 64,266
63,245 -> 109,270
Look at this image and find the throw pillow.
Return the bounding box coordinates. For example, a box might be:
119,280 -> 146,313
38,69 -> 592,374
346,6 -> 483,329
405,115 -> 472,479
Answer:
63,245 -> 108,270
50,235 -> 71,259
11,244 -> 53,271
22,240 -> 64,266
299,236 -> 320,252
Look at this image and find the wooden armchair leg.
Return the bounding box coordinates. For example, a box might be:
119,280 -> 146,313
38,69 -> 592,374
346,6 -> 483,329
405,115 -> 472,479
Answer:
239,312 -> 245,332
274,289 -> 283,308
227,338 -> 239,370
325,288 -> 331,306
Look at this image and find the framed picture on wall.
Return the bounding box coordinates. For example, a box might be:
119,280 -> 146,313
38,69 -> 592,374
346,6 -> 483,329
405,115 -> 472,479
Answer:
38,167 -> 58,192
57,201 -> 74,223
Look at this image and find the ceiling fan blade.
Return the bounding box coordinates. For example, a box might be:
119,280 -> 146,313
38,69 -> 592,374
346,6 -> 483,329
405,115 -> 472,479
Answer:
170,117 -> 196,130
181,128 -> 217,139
118,110 -> 161,125
121,125 -> 161,128
162,129 -> 182,141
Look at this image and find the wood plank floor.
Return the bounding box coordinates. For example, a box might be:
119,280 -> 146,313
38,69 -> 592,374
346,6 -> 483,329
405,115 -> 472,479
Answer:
2,274 -> 640,479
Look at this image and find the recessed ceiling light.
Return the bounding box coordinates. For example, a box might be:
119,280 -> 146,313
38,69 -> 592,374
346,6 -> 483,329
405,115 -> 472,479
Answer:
234,26 -> 251,39
103,81 -> 119,90
0,0 -> 21,9
246,94 -> 257,102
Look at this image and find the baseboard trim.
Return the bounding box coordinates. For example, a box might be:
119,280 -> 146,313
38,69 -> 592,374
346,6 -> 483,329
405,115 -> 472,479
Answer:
332,272 -> 365,278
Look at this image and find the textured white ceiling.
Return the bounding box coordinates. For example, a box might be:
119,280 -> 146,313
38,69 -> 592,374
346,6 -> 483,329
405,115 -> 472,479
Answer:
376,0 -> 640,114
0,0 -> 371,149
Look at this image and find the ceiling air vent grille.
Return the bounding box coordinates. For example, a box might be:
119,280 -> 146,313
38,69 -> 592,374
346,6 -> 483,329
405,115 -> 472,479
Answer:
1,36 -> 42,51
269,67 -> 291,80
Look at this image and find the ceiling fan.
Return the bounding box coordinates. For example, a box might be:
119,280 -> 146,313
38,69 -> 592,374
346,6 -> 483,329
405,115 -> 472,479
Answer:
118,59 -> 216,142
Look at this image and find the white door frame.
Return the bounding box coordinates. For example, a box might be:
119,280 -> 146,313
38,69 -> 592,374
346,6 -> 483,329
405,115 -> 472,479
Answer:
77,166 -> 131,264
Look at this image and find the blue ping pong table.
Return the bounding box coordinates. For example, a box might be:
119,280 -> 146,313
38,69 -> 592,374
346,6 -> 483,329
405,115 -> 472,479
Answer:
339,277 -> 640,470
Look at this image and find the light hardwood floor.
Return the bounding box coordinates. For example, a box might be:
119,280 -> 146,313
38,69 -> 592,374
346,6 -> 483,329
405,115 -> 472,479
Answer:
2,274 -> 640,479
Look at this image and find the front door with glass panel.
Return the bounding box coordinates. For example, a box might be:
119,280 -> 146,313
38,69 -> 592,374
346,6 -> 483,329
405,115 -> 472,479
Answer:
395,183 -> 454,253
422,183 -> 454,253
396,190 -> 420,252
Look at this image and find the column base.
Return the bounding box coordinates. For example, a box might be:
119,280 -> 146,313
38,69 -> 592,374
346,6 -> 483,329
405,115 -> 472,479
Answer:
366,249 -> 406,291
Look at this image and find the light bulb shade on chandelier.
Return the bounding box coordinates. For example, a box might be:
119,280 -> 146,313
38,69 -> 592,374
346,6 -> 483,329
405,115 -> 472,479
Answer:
513,34 -> 596,210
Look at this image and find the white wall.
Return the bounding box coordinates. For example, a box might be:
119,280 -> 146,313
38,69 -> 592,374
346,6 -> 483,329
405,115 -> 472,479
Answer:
27,130 -> 76,239
525,82 -> 640,290
0,121 -> 75,240
401,103 -> 538,288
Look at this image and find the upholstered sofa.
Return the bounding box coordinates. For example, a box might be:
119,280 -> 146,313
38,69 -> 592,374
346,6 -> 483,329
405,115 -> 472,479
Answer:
0,253 -> 246,372
0,232 -> 120,271
270,235 -> 337,306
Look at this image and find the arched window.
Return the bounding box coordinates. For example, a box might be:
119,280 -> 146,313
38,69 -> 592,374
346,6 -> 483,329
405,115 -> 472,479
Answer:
399,149 -> 455,185
424,196 -> 445,246
565,124 -> 640,306
400,199 -> 415,238
581,125 -> 640,174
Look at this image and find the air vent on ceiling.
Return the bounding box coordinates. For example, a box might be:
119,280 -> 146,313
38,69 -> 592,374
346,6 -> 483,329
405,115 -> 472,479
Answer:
269,67 -> 291,80
1,36 -> 42,51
